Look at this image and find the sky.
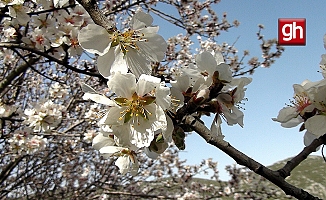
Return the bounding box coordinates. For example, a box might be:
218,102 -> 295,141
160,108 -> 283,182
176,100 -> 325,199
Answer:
153,1 -> 326,180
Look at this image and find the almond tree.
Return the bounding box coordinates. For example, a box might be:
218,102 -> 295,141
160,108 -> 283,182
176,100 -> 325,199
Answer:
1,0 -> 324,199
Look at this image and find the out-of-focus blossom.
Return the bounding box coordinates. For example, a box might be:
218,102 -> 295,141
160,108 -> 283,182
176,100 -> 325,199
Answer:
49,82 -> 68,98
83,129 -> 97,143
23,100 -> 64,132
0,103 -> 17,117
8,128 -> 47,155
25,135 -> 47,154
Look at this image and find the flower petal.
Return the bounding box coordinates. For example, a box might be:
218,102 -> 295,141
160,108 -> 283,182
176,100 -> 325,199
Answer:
305,115 -> 326,137
125,49 -> 151,78
137,33 -> 167,62
214,50 -> 224,65
78,24 -> 112,55
272,107 -> 297,123
83,93 -> 115,106
136,74 -> 160,96
210,115 -> 224,139
97,47 -> 128,78
216,63 -> 232,82
99,146 -> 123,154
115,156 -> 130,175
155,83 -> 171,110
100,107 -> 125,126
131,11 -> 153,30
196,51 -> 217,74
280,117 -> 303,128
107,72 -> 136,98
92,133 -> 115,151
81,83 -> 97,94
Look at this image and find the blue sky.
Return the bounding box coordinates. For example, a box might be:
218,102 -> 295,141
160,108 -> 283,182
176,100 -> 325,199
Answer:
153,1 -> 326,180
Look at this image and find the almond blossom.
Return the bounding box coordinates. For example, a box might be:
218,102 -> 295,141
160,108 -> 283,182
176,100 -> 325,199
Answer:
31,13 -> 56,30
210,77 -> 252,137
83,72 -> 171,148
272,80 -> 316,128
23,100 -> 64,132
0,102 -> 17,117
195,50 -> 232,85
2,0 -> 30,25
92,131 -> 139,175
217,77 -> 252,127
304,80 -> 326,136
22,27 -> 51,50
78,11 -> 167,78
49,82 -> 68,98
25,135 -> 47,154
100,145 -> 139,175
8,128 -> 47,155
274,73 -> 326,145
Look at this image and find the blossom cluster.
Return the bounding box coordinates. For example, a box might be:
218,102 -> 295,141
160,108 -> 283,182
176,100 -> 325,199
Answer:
79,11 -> 251,175
3,0 -> 316,199
83,72 -> 172,174
8,128 -> 47,155
1,0 -> 251,175
1,0 -> 91,61
23,100 -> 64,133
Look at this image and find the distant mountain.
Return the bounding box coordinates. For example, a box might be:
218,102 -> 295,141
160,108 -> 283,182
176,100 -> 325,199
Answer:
268,155 -> 326,199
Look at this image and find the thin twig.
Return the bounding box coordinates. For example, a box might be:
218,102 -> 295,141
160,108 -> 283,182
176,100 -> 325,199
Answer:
277,134 -> 326,178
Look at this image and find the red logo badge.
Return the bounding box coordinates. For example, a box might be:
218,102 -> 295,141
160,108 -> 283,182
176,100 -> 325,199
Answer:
278,18 -> 306,46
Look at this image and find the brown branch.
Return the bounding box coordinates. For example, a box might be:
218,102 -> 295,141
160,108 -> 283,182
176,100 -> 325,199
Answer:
108,0 -> 146,15
0,156 -> 25,187
278,134 -> 326,178
0,42 -> 106,81
0,57 -> 39,94
77,0 -> 114,31
182,114 -> 321,200
11,48 -> 65,84
62,119 -> 85,134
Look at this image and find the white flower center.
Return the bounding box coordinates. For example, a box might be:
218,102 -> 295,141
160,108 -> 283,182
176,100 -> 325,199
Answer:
115,92 -> 155,125
110,29 -> 147,54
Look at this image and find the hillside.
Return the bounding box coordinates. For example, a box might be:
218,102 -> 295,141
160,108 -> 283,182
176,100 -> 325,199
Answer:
268,155 -> 326,199
189,155 -> 326,199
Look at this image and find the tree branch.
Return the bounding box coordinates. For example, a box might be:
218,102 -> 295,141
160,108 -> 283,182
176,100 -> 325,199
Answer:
0,57 -> 39,94
278,134 -> 326,178
0,156 -> 25,187
182,114 -> 321,200
0,42 -> 106,81
77,0 -> 114,30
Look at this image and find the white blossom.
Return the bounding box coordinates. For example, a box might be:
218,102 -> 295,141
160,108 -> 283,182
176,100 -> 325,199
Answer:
99,145 -> 139,175
78,11 -> 167,78
23,100 -> 64,132
49,82 -> 68,98
84,72 -> 171,148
